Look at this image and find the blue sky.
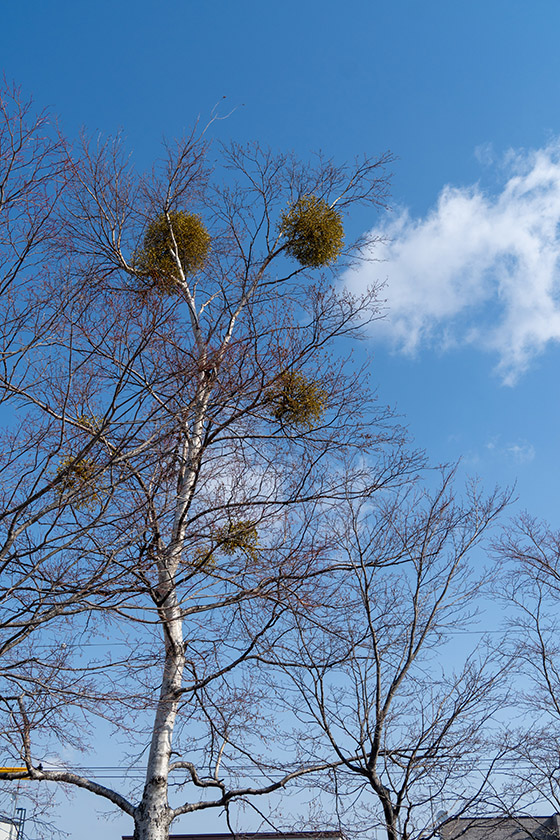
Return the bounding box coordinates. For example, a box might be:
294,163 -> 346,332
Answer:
2,1 -> 560,836
5,0 -> 554,509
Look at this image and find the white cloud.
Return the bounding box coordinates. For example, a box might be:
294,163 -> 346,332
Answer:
474,142 -> 495,167
343,141 -> 560,384
485,435 -> 535,464
506,441 -> 536,464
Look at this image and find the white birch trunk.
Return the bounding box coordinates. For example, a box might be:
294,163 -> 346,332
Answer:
133,226 -> 258,839
133,387 -> 207,840
133,569 -> 185,840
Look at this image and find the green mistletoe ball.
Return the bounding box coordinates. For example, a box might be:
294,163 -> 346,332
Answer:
280,195 -> 344,268
134,211 -> 210,293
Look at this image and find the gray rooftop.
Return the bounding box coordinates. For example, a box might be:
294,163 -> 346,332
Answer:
123,833 -> 345,840
440,815 -> 560,840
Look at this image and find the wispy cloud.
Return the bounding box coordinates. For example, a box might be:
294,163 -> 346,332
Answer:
344,142 -> 560,384
486,436 -> 536,464
506,442 -> 536,464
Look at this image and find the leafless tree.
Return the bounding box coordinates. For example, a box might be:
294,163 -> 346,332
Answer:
0,84 -> 174,834
0,83 -> 431,840
492,516 -> 560,819
274,472 -> 511,840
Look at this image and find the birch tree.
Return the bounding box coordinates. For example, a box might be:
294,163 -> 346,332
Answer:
0,88 -> 416,840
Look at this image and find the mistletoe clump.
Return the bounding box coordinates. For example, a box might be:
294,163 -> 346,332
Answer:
191,545 -> 216,571
280,194 -> 344,268
134,211 -> 210,293
55,456 -> 102,509
215,520 -> 259,560
192,520 -> 260,570
76,414 -> 103,433
267,371 -> 328,428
